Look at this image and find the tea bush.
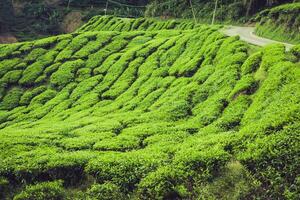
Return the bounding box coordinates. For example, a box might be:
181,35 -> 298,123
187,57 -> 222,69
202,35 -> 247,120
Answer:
50,60 -> 84,88
19,62 -> 45,85
87,182 -> 125,200
77,16 -> 200,32
13,181 -> 65,200
19,86 -> 47,105
0,87 -> 23,110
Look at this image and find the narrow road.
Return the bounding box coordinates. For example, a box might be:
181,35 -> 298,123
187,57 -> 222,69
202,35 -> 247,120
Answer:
222,26 -> 294,50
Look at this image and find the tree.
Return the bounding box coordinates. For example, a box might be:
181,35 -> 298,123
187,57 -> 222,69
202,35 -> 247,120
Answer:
243,0 -> 296,16
0,0 -> 15,33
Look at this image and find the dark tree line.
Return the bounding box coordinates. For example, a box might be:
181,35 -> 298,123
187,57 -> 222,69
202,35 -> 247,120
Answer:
0,0 -> 298,34
0,0 -> 15,33
242,0 -> 300,15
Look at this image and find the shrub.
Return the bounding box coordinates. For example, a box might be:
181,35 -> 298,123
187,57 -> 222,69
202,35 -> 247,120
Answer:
70,75 -> 102,100
13,181 -> 65,200
19,62 -> 45,85
0,58 -> 21,77
160,100 -> 192,121
290,44 -> 300,59
255,3 -> 300,44
93,135 -> 140,151
50,60 -> 84,88
0,87 -> 23,110
101,57 -> 144,99
54,50 -> 72,62
19,42 -> 34,52
34,74 -> 47,84
75,68 -> 92,82
228,75 -> 258,100
92,53 -> 121,74
1,70 -> 23,84
25,48 -> 48,62
36,50 -> 58,66
30,89 -> 57,105
238,123 -> 300,199
85,153 -> 161,191
215,96 -> 252,131
0,82 -> 6,100
137,166 -> 189,200
241,51 -> 262,75
87,183 -> 125,200
44,63 -> 61,76
20,86 -> 47,105
193,161 -> 258,200
72,34 -> 112,59
53,38 -> 71,51
34,36 -> 57,48
0,16 -> 299,199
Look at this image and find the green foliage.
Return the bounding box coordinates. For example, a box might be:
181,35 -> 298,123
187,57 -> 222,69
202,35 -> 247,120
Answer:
77,16 -> 200,32
136,166 -> 189,199
229,75 -> 258,100
194,161 -> 259,200
25,48 -> 48,62
31,89 -> 57,104
44,63 -> 61,77
19,62 -> 45,85
86,153 -> 155,190
291,44 -> 300,60
238,123 -> 300,199
0,87 -> 23,110
13,181 -> 65,200
87,183 -> 125,200
241,51 -> 262,75
50,60 -> 84,88
0,16 -> 298,199
1,70 -> 23,84
0,58 -> 21,77
20,86 -> 47,105
255,3 -> 300,44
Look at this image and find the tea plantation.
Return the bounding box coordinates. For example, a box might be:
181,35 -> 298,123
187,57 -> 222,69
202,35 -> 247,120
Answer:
0,16 -> 299,199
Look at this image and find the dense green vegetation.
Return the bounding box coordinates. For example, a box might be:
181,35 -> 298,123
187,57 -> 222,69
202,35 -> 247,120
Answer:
255,3 -> 300,44
0,0 -> 147,41
77,16 -> 203,32
2,0 -> 300,43
145,0 -> 299,23
0,16 -> 300,199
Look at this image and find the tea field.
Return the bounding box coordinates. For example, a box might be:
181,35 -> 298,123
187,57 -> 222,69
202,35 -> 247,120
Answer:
0,16 -> 299,199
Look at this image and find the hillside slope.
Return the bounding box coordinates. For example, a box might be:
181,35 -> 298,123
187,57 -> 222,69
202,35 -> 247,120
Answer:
0,17 -> 300,199
255,3 -> 300,44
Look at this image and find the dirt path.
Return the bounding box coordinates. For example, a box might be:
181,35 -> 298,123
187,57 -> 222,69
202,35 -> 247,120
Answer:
0,33 -> 18,44
222,26 -> 294,50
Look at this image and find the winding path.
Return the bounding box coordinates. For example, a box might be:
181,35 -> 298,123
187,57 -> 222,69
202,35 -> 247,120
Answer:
221,26 -> 294,50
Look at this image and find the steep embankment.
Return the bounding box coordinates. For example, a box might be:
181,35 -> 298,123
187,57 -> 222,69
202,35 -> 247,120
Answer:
255,3 -> 300,44
0,17 -> 299,199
